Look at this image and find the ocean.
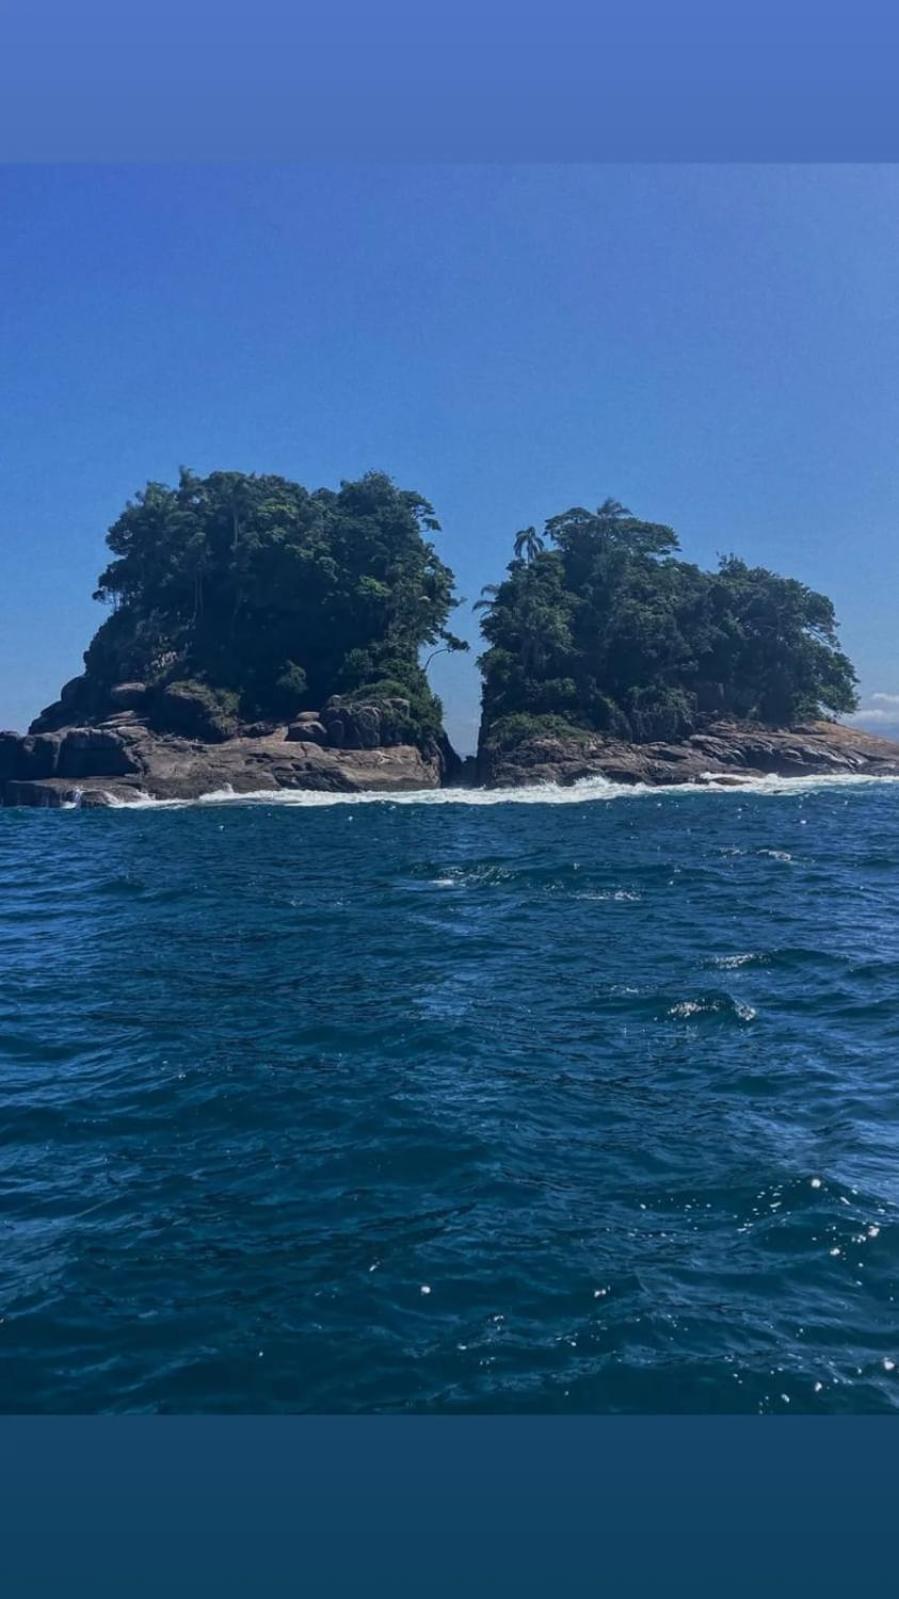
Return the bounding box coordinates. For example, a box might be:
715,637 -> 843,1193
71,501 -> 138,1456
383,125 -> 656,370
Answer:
2,773 -> 898,1412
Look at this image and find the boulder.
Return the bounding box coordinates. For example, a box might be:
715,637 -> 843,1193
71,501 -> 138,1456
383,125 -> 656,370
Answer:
57,727 -> 141,779
320,698 -> 412,750
285,719 -> 328,745
29,675 -> 96,733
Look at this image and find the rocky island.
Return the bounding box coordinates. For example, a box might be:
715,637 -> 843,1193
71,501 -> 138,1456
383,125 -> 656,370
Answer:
1,468 -> 466,806
3,480 -> 897,806
474,497 -> 899,788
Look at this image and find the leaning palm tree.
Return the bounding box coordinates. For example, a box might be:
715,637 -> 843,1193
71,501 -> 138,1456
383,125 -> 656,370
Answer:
513,526 -> 545,564
473,583 -> 502,612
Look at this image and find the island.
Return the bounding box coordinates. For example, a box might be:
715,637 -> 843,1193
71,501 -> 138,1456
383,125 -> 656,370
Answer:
2,479 -> 899,806
1,469 -> 468,806
475,499 -> 899,786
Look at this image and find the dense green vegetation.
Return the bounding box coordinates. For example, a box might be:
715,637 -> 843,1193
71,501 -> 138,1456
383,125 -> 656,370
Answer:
478,498 -> 858,749
38,474 -> 859,761
53,468 -> 466,745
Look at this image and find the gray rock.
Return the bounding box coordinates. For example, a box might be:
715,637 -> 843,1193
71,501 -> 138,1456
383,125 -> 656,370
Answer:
1,707 -> 452,807
320,699 -> 405,750
57,728 -> 141,779
286,719 -> 328,745
479,719 -> 899,789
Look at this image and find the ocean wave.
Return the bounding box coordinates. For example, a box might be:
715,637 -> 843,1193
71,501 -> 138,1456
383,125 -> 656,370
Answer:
62,770 -> 899,813
666,995 -> 757,1023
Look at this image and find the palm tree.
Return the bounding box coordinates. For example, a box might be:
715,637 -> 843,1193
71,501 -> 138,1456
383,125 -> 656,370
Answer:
513,526 -> 545,564
595,498 -> 632,522
473,583 -> 501,612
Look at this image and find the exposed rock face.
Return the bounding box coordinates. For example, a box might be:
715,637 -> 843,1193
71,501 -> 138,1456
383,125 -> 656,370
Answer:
478,720 -> 899,789
0,712 -> 446,807
6,708 -> 894,809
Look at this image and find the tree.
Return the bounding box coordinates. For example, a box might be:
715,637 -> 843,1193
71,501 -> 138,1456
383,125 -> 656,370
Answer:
72,468 -> 463,746
478,497 -> 858,747
512,526 -> 545,564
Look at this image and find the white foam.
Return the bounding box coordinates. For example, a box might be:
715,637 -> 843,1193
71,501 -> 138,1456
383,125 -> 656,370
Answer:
81,769 -> 899,812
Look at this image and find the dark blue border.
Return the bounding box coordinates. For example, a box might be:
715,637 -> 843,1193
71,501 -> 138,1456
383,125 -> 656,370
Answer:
1,1417 -> 896,1595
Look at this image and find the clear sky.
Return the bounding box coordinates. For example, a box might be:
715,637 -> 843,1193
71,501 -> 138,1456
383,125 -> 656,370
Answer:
2,163 -> 898,752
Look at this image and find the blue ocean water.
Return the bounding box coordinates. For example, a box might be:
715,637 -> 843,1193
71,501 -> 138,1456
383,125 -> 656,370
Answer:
2,775 -> 899,1413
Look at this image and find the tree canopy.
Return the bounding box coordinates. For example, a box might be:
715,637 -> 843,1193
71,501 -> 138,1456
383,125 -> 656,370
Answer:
478,498 -> 858,746
71,468 -> 464,741
38,474 -> 859,756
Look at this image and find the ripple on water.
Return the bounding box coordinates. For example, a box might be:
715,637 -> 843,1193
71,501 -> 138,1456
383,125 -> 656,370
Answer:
1,781 -> 898,1411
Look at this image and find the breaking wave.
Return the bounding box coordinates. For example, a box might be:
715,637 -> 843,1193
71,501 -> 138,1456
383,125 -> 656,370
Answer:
80,770 -> 899,812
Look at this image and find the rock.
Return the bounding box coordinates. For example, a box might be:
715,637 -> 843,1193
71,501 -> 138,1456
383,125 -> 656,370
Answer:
446,753 -> 478,788
29,675 -> 98,733
3,778 -> 79,807
108,681 -> 148,710
285,719 -> 328,745
57,728 -> 141,779
320,697 -> 412,750
78,790 -> 117,808
0,720 -> 444,806
17,734 -> 63,780
0,732 -> 24,781
479,719 -> 899,789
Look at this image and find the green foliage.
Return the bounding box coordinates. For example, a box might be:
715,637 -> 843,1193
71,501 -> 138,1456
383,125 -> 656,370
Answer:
483,713 -> 596,752
154,680 -> 240,742
478,499 -> 858,744
272,661 -> 308,717
84,468 -> 460,746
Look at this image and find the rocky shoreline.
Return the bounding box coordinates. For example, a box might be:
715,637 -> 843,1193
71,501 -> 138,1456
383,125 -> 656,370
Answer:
0,697 -> 452,808
2,711 -> 899,808
477,719 -> 899,789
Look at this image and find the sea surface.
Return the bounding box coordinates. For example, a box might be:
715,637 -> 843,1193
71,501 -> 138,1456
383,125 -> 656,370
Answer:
2,773 -> 899,1412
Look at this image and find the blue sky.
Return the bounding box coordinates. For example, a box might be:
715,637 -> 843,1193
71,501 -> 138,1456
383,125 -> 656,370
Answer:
2,163 -> 898,752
